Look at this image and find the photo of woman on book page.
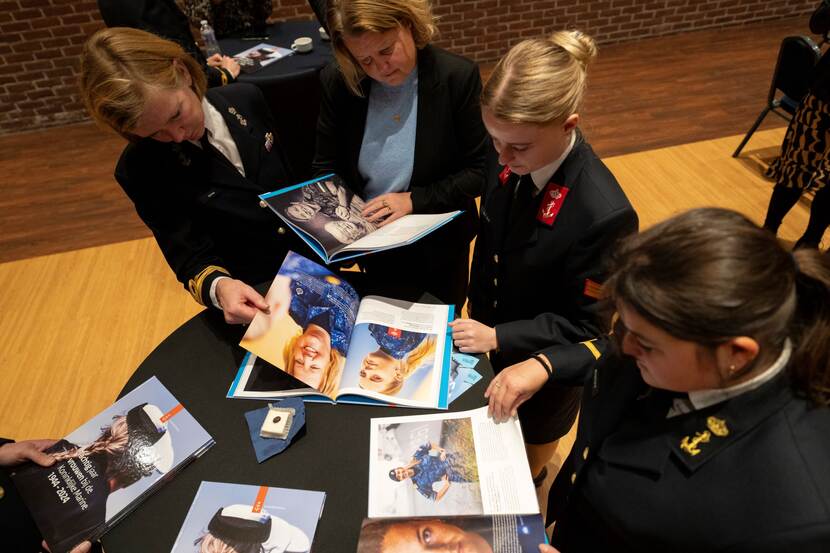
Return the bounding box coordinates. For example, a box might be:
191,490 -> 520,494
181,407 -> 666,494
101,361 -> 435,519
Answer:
372,419 -> 482,517
241,252 -> 360,397
358,517 -> 493,553
195,504 -> 310,553
359,324 -> 437,395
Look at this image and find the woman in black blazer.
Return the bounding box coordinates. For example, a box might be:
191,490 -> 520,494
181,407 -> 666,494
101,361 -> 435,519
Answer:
312,0 -> 488,310
542,208 -> 830,552
450,31 -> 637,484
79,28 -> 305,324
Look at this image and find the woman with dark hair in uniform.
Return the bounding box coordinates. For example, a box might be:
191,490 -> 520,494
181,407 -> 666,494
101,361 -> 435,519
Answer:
450,30 -> 638,486
540,208 -> 830,552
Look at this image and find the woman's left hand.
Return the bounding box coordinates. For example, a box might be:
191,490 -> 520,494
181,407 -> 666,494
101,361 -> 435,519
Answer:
362,192 -> 412,226
485,358 -> 549,423
449,319 -> 497,353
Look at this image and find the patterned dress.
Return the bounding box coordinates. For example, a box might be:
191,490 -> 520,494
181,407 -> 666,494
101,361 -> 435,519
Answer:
368,324 -> 427,360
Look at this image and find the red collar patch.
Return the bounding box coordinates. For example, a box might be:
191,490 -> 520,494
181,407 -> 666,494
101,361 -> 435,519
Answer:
537,182 -> 570,226
498,166 -> 512,186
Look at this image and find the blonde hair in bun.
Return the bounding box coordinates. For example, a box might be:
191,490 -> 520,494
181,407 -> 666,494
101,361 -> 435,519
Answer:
482,30 -> 597,125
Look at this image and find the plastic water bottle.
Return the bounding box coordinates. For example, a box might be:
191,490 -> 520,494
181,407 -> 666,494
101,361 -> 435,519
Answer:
199,20 -> 221,57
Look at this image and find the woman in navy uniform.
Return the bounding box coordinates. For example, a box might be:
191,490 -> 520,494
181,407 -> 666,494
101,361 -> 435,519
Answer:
79,28 -> 306,324
450,31 -> 638,484
540,208 -> 830,552
313,0 -> 488,311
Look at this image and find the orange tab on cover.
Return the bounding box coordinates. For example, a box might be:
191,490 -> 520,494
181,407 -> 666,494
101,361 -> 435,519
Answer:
252,486 -> 269,513
160,403 -> 184,423
583,279 -> 603,299
387,327 -> 402,338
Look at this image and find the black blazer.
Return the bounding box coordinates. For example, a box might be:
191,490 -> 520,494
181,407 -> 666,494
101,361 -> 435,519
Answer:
115,83 -> 306,306
0,439 -> 43,553
549,350 -> 830,552
312,44 -> 488,245
469,136 -> 638,377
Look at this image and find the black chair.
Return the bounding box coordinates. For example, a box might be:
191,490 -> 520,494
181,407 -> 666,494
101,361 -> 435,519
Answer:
732,35 -> 821,158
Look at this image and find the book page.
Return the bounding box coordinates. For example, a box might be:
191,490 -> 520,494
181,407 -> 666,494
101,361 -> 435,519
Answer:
367,407 -> 538,518
338,297 -> 452,407
240,252 -> 360,400
261,175 -> 377,258
342,212 -> 461,251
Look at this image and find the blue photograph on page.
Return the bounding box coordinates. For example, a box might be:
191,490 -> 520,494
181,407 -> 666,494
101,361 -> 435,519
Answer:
170,481 -> 326,553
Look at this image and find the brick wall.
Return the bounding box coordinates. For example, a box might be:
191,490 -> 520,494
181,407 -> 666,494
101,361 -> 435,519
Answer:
0,0 -> 817,135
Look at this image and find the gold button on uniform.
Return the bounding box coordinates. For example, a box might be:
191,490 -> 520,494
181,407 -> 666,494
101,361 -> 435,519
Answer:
570,472 -> 576,484
493,278 -> 498,286
583,446 -> 590,460
0,485 -> 4,500
492,300 -> 498,308
277,227 -> 286,235
493,254 -> 499,263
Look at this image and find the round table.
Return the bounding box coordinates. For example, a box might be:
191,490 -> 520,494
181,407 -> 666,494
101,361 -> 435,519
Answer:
102,307 -> 492,551
221,20 -> 334,181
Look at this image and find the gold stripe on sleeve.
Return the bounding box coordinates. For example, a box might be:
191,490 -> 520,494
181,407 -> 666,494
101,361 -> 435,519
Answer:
187,265 -> 230,305
581,339 -> 601,360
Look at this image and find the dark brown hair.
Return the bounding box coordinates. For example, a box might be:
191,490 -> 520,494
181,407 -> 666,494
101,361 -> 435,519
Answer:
606,207 -> 830,405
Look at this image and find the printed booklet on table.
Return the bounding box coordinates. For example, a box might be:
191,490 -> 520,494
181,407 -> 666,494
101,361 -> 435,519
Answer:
10,376 -> 214,553
367,407 -> 538,519
231,251 -> 454,409
170,481 -> 325,553
232,43 -> 294,73
357,514 -> 548,553
259,173 -> 462,264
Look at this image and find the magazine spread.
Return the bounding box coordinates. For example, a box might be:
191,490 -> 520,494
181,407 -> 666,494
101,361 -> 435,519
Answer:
238,251 -> 454,409
232,43 -> 294,73
259,174 -> 462,264
11,377 -> 214,553
367,407 -> 538,518
170,481 -> 326,553
357,514 -> 547,552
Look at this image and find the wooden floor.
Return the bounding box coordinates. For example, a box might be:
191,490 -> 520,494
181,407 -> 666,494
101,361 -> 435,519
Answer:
0,16 -> 808,263
3,127 -> 815,442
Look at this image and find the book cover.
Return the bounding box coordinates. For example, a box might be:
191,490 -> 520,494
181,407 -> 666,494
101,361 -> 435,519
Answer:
11,376 -> 214,553
170,481 -> 325,553
357,514 -> 547,552
259,174 -> 461,264
237,252 -> 454,409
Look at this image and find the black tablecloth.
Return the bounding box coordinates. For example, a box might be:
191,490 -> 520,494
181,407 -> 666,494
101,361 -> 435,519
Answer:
221,20 -> 334,181
103,308 -> 492,552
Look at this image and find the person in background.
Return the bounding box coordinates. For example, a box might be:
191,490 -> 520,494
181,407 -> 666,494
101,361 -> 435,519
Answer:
0,439 -> 92,553
540,208 -> 830,552
313,0 -> 488,311
450,31 -> 637,487
79,28 -> 306,324
763,46 -> 830,250
97,0 -> 240,87
184,0 -> 272,38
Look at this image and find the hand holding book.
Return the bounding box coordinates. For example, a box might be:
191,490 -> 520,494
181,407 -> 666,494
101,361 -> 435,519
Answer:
362,191 -> 413,227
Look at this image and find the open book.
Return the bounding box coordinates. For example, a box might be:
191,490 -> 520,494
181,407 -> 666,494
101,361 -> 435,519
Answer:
10,377 -> 214,553
259,174 -> 462,264
170,481 -> 325,553
368,407 -> 538,518
236,251 -> 454,408
232,42 -> 294,73
357,514 -> 548,552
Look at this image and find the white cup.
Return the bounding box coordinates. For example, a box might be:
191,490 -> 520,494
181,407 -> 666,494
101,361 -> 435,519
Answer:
291,37 -> 313,53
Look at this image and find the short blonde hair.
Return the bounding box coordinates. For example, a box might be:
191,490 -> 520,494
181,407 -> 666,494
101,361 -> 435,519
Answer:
482,30 -> 597,125
283,331 -> 344,397
374,334 -> 436,396
79,27 -> 207,140
327,0 -> 437,96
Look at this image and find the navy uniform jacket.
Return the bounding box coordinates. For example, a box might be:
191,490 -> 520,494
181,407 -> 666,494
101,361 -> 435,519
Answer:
468,136 -> 638,378
549,349 -> 830,552
312,45 -> 488,308
115,83 -> 306,306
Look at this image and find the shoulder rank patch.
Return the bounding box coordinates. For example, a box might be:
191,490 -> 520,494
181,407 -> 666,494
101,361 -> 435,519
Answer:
583,279 -> 602,299
537,182 -> 570,226
498,166 -> 512,186
706,416 -> 729,437
680,430 -> 711,456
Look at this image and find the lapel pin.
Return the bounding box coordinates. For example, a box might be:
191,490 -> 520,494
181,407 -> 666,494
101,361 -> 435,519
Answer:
264,132 -> 273,152
680,430 -> 711,457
